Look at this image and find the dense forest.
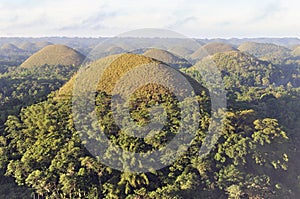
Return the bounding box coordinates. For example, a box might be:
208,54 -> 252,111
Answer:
0,38 -> 299,198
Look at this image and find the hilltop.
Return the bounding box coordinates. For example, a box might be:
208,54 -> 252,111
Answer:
19,42 -> 38,52
190,42 -> 237,60
292,46 -> 300,57
0,43 -> 29,65
56,53 -> 201,99
191,51 -> 276,88
143,48 -> 191,68
238,42 -> 291,63
20,44 -> 86,68
19,41 -> 54,53
0,43 -> 24,53
207,51 -> 270,71
168,46 -> 194,57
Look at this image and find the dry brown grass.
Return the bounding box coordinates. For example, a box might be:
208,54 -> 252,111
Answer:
190,42 -> 237,60
0,43 -> 22,52
55,53 -> 203,100
20,44 -> 85,68
238,42 -> 291,59
143,48 -> 185,63
292,46 -> 300,56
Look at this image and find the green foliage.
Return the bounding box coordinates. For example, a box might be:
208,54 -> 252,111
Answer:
0,45 -> 299,198
0,64 -> 79,129
238,42 -> 292,64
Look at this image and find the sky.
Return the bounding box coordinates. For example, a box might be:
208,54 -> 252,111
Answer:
0,0 -> 299,38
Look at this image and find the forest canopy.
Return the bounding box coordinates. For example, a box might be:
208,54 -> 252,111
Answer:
0,38 -> 299,198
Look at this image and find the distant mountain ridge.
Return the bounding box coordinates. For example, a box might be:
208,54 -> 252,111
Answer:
0,37 -> 299,49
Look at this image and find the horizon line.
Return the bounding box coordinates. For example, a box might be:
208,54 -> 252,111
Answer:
0,36 -> 300,40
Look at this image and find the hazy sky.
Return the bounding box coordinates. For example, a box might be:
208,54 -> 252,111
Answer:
0,0 -> 299,38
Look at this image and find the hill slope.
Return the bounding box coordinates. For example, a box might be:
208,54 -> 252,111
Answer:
143,48 -> 191,68
56,53 -> 201,99
20,44 -> 85,68
191,51 -> 277,88
168,46 -> 194,57
291,46 -> 300,57
238,42 -> 291,63
190,42 -> 237,60
0,43 -> 24,53
19,42 -> 37,52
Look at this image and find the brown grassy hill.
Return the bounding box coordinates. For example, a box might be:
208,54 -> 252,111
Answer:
87,45 -> 127,60
106,46 -> 126,54
20,44 -> 86,68
143,48 -> 191,68
190,42 -> 237,60
205,51 -> 268,70
19,41 -> 53,52
168,46 -> 194,57
0,43 -> 23,53
19,42 -> 37,52
292,46 -> 300,56
35,41 -> 53,49
238,42 -> 291,63
56,53 -> 202,99
190,51 -> 275,88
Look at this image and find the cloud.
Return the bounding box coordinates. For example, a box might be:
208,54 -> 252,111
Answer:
59,9 -> 120,32
0,0 -> 299,37
249,1 -> 284,23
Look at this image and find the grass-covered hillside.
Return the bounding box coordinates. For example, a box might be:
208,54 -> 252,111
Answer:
20,44 -> 86,68
190,42 -> 237,60
0,38 -> 299,198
